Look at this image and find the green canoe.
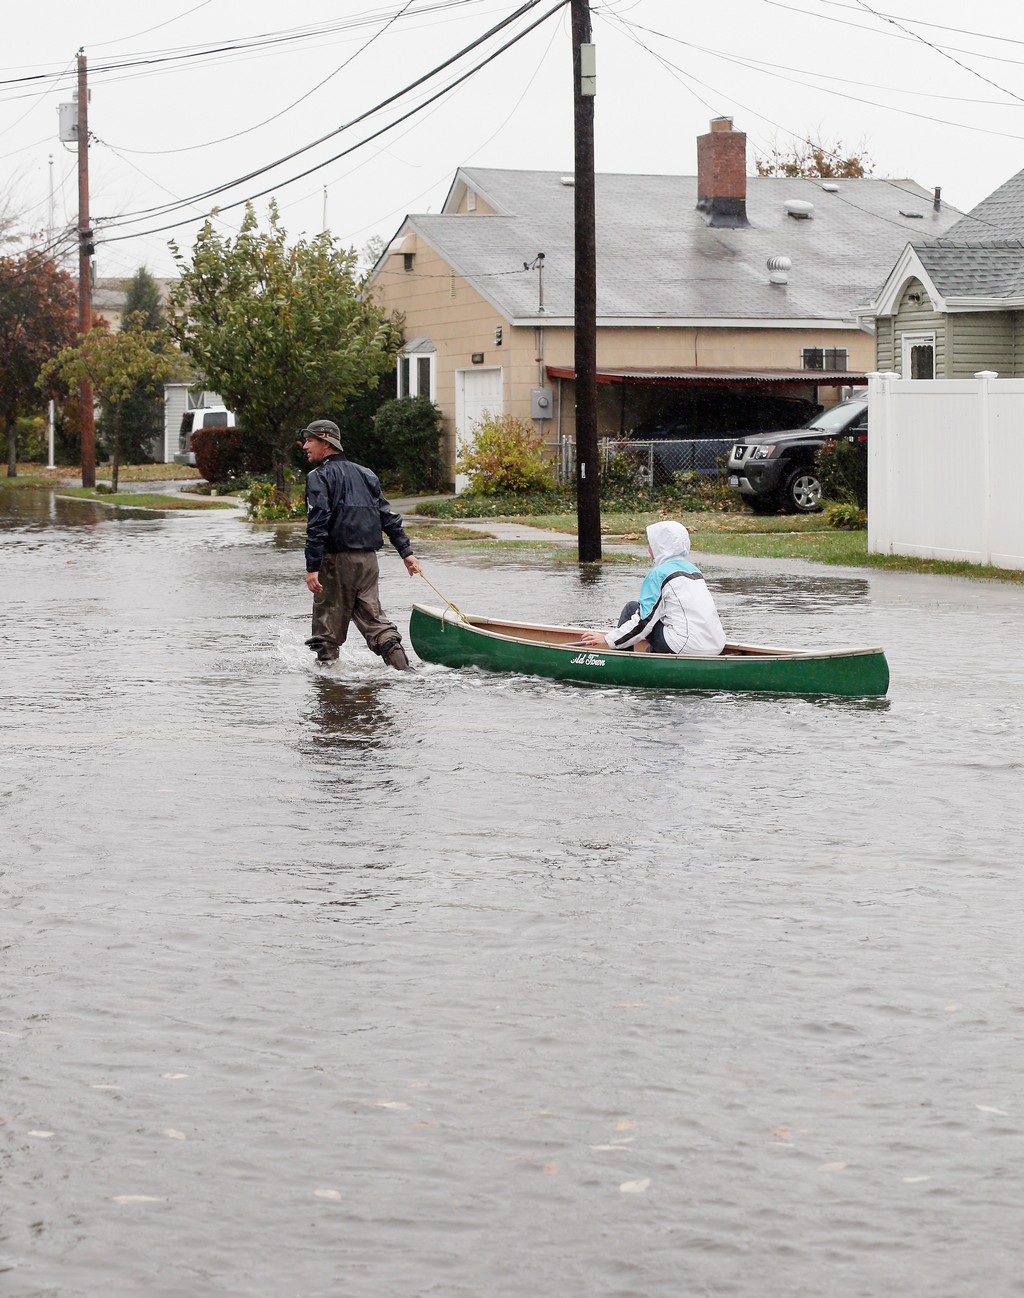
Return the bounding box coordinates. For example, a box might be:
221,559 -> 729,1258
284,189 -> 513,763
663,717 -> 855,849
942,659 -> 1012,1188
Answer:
409,604 -> 890,697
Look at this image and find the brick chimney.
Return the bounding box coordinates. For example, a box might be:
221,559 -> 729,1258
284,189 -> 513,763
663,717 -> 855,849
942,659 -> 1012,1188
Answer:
696,116 -> 749,228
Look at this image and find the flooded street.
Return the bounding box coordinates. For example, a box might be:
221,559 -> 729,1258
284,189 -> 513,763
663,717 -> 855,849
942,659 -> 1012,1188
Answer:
3,484 -> 1024,1298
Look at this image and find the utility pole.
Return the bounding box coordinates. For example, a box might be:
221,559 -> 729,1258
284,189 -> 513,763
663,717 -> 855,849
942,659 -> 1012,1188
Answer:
571,0 -> 600,561
76,49 -> 95,488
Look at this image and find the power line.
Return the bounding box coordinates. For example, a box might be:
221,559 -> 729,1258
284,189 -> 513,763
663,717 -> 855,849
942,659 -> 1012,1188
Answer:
848,0 -> 1024,106
96,0 -> 568,244
0,1 -> 483,91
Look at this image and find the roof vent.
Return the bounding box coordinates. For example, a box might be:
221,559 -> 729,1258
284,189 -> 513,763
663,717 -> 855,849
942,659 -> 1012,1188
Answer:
821,183 -> 839,193
785,199 -> 814,219
767,255 -> 791,285
900,210 -> 924,219
559,175 -> 575,186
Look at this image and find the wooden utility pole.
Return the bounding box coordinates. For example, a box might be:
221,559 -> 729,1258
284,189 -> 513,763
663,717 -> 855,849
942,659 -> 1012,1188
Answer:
76,49 -> 95,488
571,0 -> 601,562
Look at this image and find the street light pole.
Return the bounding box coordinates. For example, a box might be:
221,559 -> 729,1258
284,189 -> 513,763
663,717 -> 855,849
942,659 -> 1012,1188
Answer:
76,49 -> 95,488
571,0 -> 601,562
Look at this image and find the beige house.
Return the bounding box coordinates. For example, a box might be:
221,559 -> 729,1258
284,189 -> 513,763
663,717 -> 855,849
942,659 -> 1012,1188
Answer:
91,277 -> 175,332
368,119 -> 962,482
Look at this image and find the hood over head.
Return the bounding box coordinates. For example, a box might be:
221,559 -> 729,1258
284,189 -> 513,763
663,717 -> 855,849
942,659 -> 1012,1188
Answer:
646,520 -> 691,564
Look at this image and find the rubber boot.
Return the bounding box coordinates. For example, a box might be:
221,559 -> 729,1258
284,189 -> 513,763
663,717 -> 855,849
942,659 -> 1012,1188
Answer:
380,638 -> 412,672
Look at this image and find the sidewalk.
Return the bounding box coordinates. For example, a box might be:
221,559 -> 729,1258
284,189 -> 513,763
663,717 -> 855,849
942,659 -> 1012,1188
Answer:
391,495 -> 645,551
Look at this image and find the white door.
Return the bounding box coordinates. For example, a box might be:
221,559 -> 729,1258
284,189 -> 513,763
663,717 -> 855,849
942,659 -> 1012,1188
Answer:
455,367 -> 503,494
901,332 -> 936,380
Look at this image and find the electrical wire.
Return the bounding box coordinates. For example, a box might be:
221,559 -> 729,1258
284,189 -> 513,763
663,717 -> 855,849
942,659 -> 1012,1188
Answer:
848,0 -> 1024,106
96,0 -> 568,244
101,2 -> 426,159
0,1 -> 484,91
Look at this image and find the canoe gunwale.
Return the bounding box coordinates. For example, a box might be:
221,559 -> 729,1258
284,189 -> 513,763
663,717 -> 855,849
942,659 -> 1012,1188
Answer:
417,604 -> 884,664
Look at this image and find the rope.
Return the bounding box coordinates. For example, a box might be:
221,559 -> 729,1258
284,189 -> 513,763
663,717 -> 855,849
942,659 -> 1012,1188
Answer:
417,568 -> 468,622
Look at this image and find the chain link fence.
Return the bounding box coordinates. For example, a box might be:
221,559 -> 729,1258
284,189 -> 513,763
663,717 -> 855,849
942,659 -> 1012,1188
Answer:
556,437 -> 734,485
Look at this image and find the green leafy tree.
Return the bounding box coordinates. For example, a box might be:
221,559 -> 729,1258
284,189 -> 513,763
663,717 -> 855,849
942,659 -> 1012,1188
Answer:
1,251 -> 78,476
113,267 -> 168,464
755,135 -> 874,179
168,201 -> 400,500
40,316 -> 184,491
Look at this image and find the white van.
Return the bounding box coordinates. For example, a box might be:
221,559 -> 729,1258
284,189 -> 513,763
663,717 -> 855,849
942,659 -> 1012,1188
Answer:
174,406 -> 235,466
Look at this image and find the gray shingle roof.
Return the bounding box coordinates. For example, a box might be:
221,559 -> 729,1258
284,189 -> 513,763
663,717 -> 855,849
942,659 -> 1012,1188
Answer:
912,240 -> 1024,299
942,169 -> 1024,243
397,168 -> 962,323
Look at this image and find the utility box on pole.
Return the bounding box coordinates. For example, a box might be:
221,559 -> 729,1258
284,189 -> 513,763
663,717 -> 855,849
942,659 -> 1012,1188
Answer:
58,102 -> 78,143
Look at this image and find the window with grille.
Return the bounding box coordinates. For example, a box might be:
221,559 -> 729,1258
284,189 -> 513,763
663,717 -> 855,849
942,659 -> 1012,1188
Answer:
801,348 -> 848,371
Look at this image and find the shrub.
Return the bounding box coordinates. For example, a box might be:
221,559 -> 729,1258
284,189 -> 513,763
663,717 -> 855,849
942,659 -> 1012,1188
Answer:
817,436 -> 868,509
241,474 -> 306,522
371,396 -> 446,492
457,412 -> 557,495
825,502 -> 867,530
192,426 -> 273,483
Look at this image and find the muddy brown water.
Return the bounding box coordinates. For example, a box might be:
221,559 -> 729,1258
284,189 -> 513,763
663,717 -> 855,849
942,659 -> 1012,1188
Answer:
3,485 -> 1024,1298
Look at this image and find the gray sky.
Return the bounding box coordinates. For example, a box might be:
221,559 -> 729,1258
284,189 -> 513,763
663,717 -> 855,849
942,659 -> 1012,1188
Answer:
3,0 -> 1021,281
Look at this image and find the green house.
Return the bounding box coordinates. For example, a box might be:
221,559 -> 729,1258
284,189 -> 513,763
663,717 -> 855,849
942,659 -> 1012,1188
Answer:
865,172 -> 1024,378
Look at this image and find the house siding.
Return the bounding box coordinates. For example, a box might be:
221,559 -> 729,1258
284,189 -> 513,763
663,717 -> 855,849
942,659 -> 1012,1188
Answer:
946,312 -> 1016,377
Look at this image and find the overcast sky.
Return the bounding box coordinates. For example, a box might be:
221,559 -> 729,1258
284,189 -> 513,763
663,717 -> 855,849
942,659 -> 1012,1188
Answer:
3,0 -> 1022,282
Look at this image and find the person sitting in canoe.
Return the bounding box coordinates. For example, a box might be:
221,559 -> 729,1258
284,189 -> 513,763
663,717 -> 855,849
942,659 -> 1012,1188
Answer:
580,520 -> 726,656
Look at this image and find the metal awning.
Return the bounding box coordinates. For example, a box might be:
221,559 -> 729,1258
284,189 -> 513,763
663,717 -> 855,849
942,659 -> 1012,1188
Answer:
545,366 -> 864,387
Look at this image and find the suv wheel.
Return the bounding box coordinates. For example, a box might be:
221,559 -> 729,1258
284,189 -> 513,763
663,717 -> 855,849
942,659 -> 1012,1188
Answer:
784,466 -> 822,513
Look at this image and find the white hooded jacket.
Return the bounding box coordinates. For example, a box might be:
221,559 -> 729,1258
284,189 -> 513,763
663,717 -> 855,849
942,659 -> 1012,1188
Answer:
605,521 -> 726,656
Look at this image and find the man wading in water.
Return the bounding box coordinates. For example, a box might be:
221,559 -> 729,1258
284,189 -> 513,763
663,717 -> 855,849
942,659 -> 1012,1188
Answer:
301,419 -> 421,670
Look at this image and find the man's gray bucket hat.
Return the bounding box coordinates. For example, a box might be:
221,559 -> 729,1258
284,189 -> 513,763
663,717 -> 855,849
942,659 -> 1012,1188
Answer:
301,420 -> 343,452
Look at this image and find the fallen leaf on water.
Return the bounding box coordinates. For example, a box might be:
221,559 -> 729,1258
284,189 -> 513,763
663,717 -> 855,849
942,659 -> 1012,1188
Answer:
772,1127 -> 792,1141
818,1162 -> 848,1172
526,1110 -> 555,1117
406,1081 -> 431,1090
590,1140 -> 635,1151
944,1005 -> 958,1013
619,1178 -> 651,1194
28,1131 -> 54,1139
163,1129 -> 186,1140
161,1073 -> 188,1080
315,1189 -> 342,1202
374,1100 -> 409,1110
113,1196 -> 164,1205
976,1105 -> 1008,1116
614,1120 -> 638,1132
543,1162 -> 559,1176
407,1121 -> 436,1130
903,1176 -> 931,1184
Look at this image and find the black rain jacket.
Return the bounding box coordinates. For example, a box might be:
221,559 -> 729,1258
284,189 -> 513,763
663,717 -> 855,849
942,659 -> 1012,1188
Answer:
304,454 -> 413,572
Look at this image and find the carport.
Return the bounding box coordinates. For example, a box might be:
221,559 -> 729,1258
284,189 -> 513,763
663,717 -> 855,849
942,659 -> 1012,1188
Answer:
545,365 -> 867,442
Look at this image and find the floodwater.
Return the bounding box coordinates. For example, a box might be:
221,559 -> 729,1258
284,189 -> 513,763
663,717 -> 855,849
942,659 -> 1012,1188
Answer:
3,484 -> 1024,1298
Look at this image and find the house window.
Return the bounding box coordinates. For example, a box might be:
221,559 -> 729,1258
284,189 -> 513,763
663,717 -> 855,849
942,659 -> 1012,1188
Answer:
802,348 -> 848,371
396,351 -> 435,401
901,332 -> 935,379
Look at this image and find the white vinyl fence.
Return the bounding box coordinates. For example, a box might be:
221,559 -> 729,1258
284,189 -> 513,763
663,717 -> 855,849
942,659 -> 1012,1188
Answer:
868,372 -> 1024,571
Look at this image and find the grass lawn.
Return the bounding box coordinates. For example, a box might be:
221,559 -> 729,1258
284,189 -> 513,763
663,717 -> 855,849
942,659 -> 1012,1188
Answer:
57,487 -> 235,511
453,508 -> 1024,584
